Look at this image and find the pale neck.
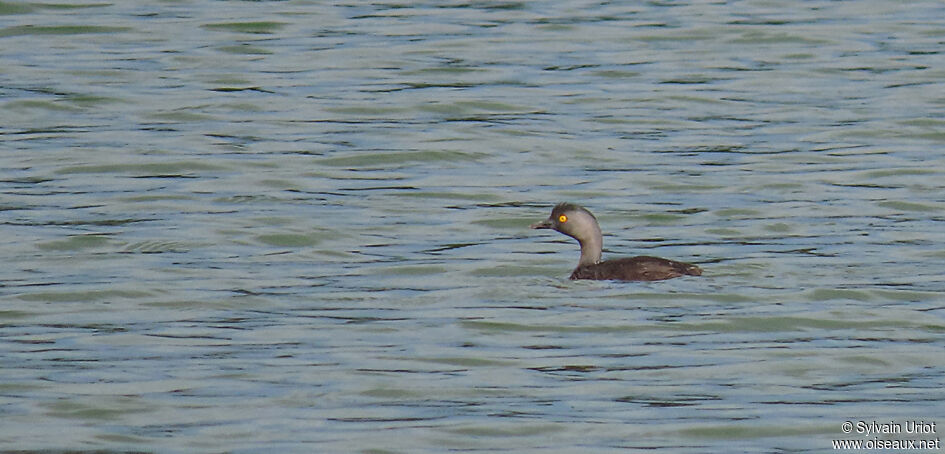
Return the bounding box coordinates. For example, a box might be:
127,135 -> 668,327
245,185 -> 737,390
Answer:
577,229 -> 602,266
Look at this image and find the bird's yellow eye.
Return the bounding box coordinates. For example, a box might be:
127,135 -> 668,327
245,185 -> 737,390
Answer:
558,214 -> 568,223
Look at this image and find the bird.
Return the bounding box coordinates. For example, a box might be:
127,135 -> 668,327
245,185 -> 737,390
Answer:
530,202 -> 702,281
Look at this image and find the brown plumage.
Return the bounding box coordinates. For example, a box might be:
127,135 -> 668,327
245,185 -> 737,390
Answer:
531,203 -> 702,282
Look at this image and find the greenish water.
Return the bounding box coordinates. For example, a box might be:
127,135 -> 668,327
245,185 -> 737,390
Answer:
2,1 -> 944,452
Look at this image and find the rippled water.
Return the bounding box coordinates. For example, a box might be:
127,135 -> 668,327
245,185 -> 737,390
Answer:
2,1 -> 944,452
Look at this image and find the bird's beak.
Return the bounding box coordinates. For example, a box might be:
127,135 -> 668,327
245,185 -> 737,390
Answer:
530,218 -> 554,229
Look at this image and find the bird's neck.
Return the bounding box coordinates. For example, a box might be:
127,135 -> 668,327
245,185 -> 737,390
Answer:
577,232 -> 602,267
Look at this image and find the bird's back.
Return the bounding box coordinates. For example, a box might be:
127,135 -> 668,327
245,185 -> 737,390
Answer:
570,256 -> 702,281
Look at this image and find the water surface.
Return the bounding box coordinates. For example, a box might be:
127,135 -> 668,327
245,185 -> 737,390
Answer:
2,1 -> 944,452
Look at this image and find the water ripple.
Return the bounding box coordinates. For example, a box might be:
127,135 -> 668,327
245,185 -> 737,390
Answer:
2,0 -> 944,452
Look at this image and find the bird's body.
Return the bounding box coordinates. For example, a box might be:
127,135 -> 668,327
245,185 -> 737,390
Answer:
569,256 -> 701,281
531,203 -> 701,282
